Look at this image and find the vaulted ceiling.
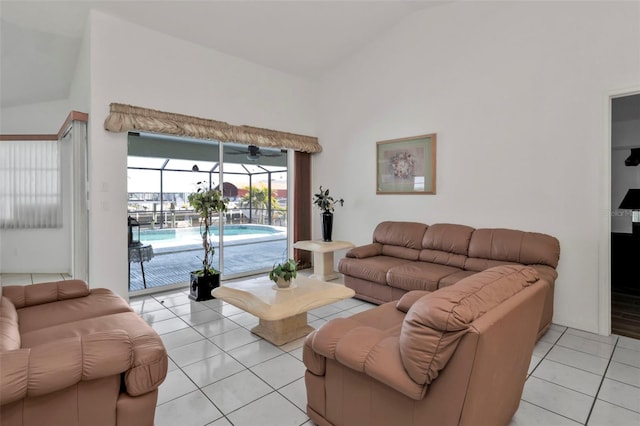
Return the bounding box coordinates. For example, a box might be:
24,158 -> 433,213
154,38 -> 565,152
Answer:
0,0 -> 449,109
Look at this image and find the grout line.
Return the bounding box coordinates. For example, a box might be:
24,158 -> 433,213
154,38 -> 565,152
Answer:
583,337 -> 619,424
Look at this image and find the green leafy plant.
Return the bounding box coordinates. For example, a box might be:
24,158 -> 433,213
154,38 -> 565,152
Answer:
268,258 -> 298,284
188,181 -> 229,276
313,186 -> 344,213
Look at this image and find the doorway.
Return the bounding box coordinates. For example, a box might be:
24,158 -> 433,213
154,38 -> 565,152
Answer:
610,93 -> 640,339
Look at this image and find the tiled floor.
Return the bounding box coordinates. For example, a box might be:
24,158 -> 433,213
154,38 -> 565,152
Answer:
128,282 -> 640,426
3,272 -> 639,425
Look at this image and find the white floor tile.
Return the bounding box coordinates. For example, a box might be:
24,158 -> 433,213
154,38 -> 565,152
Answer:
192,318 -> 241,338
180,309 -> 225,326
544,345 -> 610,375
549,324 -> 568,333
201,370 -> 272,414
521,376 -> 594,423
157,369 -> 199,405
182,353 -> 246,388
616,335 -> 640,352
532,340 -> 553,358
612,346 -> 640,368
509,400 -> 581,425
227,311 -> 260,329
208,417 -> 233,426
565,328 -> 619,345
532,359 -> 601,396
211,303 -> 246,316
556,334 -> 615,359
539,328 -> 563,345
329,297 -> 364,310
155,390 -> 222,426
347,303 -> 376,314
250,353 -> 306,389
141,309 -> 177,324
226,392 -> 308,426
308,304 -> 343,318
208,327 -> 261,351
154,292 -> 192,307
169,301 -> 210,316
151,317 -> 191,335
168,339 -> 224,367
167,358 -> 179,372
279,377 -> 307,411
528,355 -> 542,375
130,298 -> 167,314
278,336 -> 306,352
605,361 -> 640,388
588,399 -> 640,425
160,327 -> 206,350
289,347 -> 304,361
227,339 -> 284,367
597,378 -> 640,413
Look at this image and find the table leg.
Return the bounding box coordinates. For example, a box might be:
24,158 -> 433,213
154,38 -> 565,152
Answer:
140,261 -> 147,289
311,251 -> 340,281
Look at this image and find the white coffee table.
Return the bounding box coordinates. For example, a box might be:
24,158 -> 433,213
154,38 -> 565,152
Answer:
293,240 -> 355,281
211,275 -> 355,345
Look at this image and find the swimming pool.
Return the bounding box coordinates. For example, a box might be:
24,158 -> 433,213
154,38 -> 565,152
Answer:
140,224 -> 285,247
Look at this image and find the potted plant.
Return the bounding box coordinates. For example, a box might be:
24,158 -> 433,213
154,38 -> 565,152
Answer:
187,181 -> 229,301
269,258 -> 298,289
313,186 -> 344,242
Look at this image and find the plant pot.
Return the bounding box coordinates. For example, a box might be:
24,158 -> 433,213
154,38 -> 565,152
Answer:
188,272 -> 220,301
322,211 -> 333,242
276,277 -> 292,289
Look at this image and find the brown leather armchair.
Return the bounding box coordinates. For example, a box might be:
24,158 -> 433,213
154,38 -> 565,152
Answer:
304,265 -> 548,426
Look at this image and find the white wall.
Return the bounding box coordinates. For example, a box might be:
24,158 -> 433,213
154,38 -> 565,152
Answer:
87,11 -> 316,297
314,1 -> 640,333
0,99 -> 70,134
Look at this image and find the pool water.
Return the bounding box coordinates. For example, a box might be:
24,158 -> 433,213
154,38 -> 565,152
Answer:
140,225 -> 281,243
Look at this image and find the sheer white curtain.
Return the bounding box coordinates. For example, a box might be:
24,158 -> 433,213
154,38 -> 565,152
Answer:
0,139 -> 62,228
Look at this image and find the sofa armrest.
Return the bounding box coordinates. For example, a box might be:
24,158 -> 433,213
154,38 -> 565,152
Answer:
308,318 -> 425,400
125,333 -> 168,396
395,291 -> 432,313
1,330 -> 132,405
346,243 -> 382,259
2,280 -> 90,309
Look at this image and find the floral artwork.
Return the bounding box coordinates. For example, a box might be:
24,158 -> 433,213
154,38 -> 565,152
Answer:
390,152 -> 415,179
376,134 -> 436,194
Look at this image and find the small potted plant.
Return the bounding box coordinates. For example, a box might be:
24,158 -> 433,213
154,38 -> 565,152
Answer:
313,186 -> 344,242
187,181 -> 229,301
269,258 -> 298,289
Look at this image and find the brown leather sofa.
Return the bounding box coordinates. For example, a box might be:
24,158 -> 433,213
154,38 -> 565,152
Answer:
0,280 -> 168,426
338,221 -> 560,337
304,265 -> 549,426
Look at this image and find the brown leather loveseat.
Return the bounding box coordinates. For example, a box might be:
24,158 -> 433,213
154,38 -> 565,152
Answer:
304,265 -> 549,426
0,280 -> 167,426
338,221 -> 560,337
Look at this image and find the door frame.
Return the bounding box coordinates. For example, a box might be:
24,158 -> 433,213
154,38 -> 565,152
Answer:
600,87 -> 640,335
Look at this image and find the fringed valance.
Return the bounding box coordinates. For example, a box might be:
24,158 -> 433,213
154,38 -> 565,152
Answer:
104,103 -> 322,154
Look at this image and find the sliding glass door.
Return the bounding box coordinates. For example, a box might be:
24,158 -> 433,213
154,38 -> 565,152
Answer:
126,134 -> 289,292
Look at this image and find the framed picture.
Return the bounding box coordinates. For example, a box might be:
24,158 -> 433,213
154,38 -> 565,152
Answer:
376,133 -> 436,194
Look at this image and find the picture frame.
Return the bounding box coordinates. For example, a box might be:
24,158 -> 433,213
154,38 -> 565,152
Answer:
376,133 -> 436,194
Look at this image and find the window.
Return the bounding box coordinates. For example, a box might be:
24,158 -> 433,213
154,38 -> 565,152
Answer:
0,140 -> 62,228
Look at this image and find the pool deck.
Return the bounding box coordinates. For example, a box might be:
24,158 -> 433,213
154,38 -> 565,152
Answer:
128,237 -> 288,292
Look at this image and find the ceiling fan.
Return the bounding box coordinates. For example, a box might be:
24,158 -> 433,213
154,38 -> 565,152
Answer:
226,145 -> 284,161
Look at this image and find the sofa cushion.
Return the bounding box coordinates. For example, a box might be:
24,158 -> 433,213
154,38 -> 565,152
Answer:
419,223 -> 475,268
338,256 -> 414,285
372,221 -> 428,249
3,280 -> 90,309
437,270 -> 476,288
399,265 -> 540,385
17,289 -> 133,333
0,297 -> 20,352
387,263 -> 462,292
467,228 -> 560,269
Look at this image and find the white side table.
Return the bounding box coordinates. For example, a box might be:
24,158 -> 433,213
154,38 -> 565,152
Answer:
293,240 -> 355,281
